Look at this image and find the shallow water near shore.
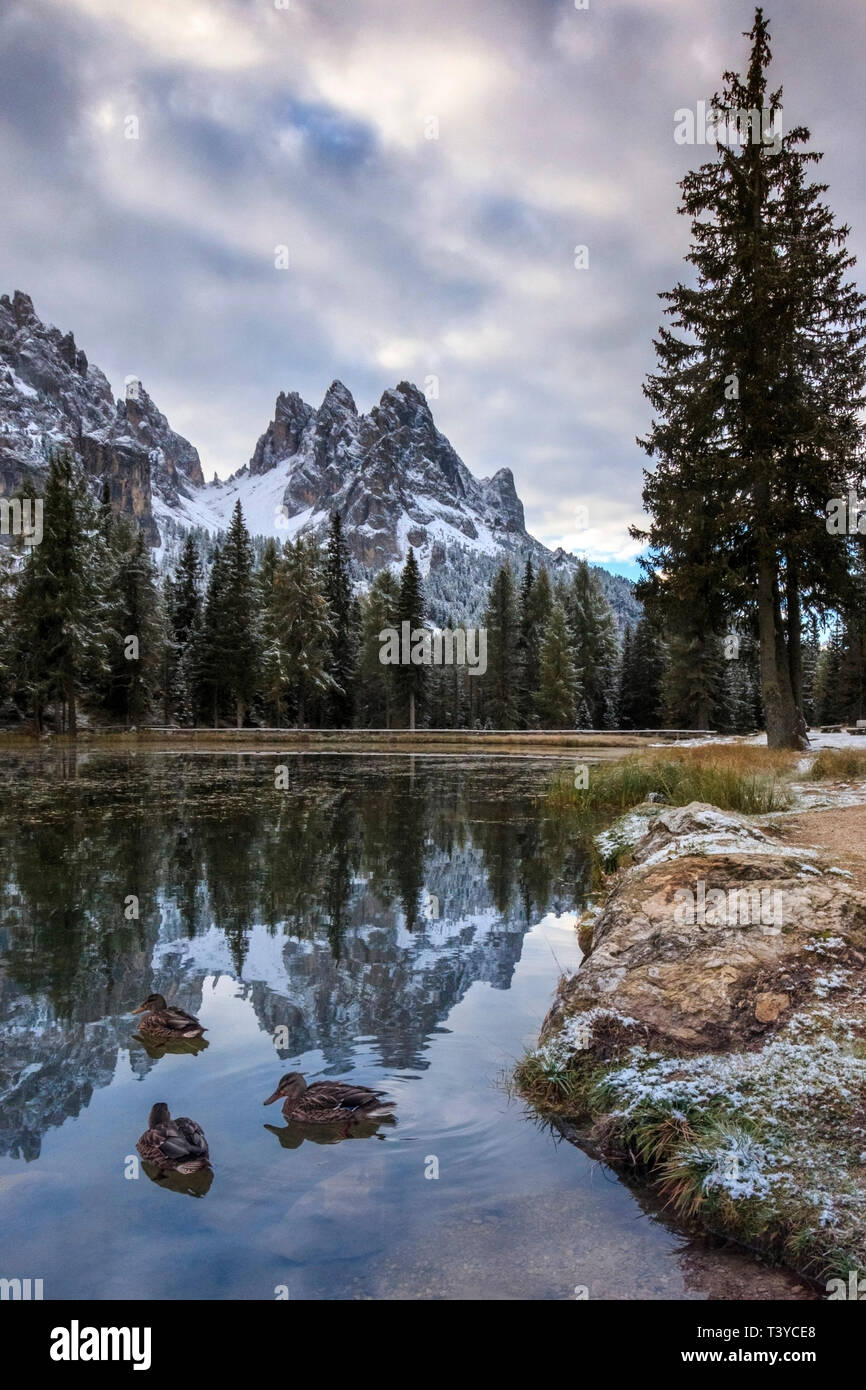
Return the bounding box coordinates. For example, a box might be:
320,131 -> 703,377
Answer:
0,749 -> 806,1299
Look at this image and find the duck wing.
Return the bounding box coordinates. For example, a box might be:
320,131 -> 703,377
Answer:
144,1119 -> 208,1162
173,1117 -> 210,1160
159,1006 -> 204,1034
307,1082 -> 388,1111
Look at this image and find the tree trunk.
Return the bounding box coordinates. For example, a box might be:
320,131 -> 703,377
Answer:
408,689 -> 415,731
784,557 -> 803,713
65,680 -> 77,738
757,557 -> 806,748
213,689 -> 218,730
298,694 -> 305,728
236,698 -> 244,730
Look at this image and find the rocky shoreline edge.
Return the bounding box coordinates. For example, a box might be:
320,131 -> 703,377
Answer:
516,800 -> 866,1289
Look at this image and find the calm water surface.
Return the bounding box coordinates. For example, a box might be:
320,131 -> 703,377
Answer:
0,749 -> 731,1300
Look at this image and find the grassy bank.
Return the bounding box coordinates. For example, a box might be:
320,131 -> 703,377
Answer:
810,746 -> 866,780
515,1009 -> 866,1283
547,744 -> 797,820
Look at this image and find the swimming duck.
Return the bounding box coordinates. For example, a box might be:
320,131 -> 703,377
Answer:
131,994 -> 206,1042
263,1072 -> 395,1125
136,1103 -> 211,1175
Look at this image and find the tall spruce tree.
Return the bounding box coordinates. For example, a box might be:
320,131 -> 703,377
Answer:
169,533 -> 203,724
534,600 -> 577,728
636,9 -> 866,747
274,538 -> 335,726
13,452 -> 109,734
800,613 -> 821,728
516,560 -> 552,728
563,560 -> 619,728
357,568 -> 400,727
483,561 -> 519,728
102,523 -> 162,725
813,620 -> 845,725
220,501 -> 260,727
395,548 -> 426,730
194,544 -> 229,727
618,612 -> 665,728
323,511 -> 357,727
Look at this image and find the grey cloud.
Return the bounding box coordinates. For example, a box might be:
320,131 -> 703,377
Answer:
1,0 -> 865,571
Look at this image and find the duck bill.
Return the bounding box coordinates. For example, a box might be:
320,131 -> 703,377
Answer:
130,1003 -> 147,1015
263,1089 -> 283,1106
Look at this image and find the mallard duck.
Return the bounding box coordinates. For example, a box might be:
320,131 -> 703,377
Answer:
130,994 -> 205,1042
263,1072 -> 395,1125
136,1102 -> 211,1175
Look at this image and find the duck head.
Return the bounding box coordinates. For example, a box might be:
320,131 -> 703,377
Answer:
132,993 -> 167,1015
264,1072 -> 307,1106
147,1102 -> 171,1128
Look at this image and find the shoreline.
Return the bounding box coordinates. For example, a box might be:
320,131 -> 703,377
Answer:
0,727 -> 704,755
516,751 -> 866,1292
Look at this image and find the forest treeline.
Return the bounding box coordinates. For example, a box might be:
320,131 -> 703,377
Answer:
2,451 -> 860,733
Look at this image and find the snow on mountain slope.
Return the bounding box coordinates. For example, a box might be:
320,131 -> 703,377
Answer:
0,290 -> 641,628
1,291 -> 203,544
166,377 -> 529,576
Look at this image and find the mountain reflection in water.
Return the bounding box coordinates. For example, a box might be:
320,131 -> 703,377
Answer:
1,749 -> 757,1301
0,752 -> 589,1163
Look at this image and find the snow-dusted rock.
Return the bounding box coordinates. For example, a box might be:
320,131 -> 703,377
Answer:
0,290 -> 202,544
545,802 -> 866,1050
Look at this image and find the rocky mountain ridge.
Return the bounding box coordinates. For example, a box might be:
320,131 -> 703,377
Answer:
0,291 -> 203,545
0,291 -> 639,627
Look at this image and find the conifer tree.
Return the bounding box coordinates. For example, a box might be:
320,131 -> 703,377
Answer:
534,601 -> 577,728
0,544 -> 14,713
169,533 -> 203,724
813,620 -> 845,725
102,523 -> 163,724
265,538 -> 335,727
618,612 -> 665,728
194,544 -> 229,727
13,452 -> 109,734
357,568 -> 400,727
323,511 -> 357,727
483,561 -> 519,728
563,560 -> 619,728
258,538 -> 285,725
637,9 -> 866,747
220,501 -> 260,727
395,548 -> 426,730
800,613 -> 821,727
516,560 -> 552,728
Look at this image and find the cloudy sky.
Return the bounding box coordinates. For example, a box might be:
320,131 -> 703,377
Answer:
1,0 -> 864,577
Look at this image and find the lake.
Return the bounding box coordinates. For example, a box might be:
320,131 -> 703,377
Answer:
0,748 -> 761,1300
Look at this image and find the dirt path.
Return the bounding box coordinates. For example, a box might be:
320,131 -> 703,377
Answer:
776,802 -> 866,889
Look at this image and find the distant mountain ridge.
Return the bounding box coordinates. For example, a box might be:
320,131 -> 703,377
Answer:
0,291 -> 640,628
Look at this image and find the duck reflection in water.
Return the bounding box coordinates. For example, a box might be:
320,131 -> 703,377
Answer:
137,1103 -> 213,1197
133,1032 -> 210,1061
265,1115 -> 397,1147
263,1072 -> 396,1144
140,1161 -> 214,1197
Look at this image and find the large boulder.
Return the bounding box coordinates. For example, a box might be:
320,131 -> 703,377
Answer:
543,802 -> 866,1051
